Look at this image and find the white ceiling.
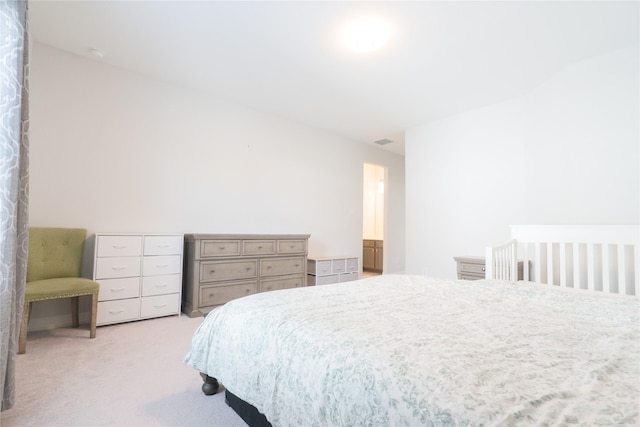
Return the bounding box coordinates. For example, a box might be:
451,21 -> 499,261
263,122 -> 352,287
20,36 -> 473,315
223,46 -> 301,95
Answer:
29,1 -> 639,155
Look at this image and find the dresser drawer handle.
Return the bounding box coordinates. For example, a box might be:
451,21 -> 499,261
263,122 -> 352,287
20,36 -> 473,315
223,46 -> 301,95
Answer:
219,246 -> 225,250
111,266 -> 128,271
110,288 -> 126,293
109,309 -> 125,315
210,270 -> 216,274
482,267 -> 485,271
157,244 -> 170,248
153,304 -> 168,309
246,267 -> 252,271
154,283 -> 168,288
112,245 -> 128,249
245,289 -> 251,294
155,264 -> 169,269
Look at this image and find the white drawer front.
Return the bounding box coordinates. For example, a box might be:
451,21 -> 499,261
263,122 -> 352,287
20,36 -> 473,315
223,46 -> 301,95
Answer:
142,274 -> 181,297
97,235 -> 142,257
144,235 -> 183,256
308,259 -> 332,276
143,255 -> 181,276
339,272 -> 359,282
97,298 -> 140,325
140,293 -> 180,318
332,259 -> 346,274
307,274 -> 339,286
96,256 -> 141,279
346,258 -> 359,272
97,277 -> 140,301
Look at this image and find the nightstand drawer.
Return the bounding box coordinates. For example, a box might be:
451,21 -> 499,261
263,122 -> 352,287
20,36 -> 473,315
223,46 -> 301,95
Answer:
460,262 -> 485,275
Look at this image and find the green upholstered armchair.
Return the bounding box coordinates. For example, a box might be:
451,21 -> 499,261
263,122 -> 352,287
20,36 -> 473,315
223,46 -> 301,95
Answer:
18,228 -> 100,354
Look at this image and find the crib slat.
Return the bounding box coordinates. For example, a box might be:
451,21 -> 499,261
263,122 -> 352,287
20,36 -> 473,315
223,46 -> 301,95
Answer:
635,245 -> 640,297
587,243 -> 595,291
573,243 -> 580,289
523,243 -> 530,281
559,243 -> 567,287
547,243 -> 554,285
534,243 -> 542,283
602,244 -> 610,294
617,244 -> 626,295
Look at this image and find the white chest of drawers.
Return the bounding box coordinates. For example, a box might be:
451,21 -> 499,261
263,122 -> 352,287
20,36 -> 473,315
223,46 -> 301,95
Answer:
93,233 -> 183,325
307,256 -> 360,285
183,234 -> 310,317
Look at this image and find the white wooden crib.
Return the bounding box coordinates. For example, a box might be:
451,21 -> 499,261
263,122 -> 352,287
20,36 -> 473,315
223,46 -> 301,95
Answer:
486,225 -> 640,296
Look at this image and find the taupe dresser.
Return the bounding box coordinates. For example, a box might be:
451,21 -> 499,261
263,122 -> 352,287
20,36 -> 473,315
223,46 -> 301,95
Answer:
182,234 -> 310,317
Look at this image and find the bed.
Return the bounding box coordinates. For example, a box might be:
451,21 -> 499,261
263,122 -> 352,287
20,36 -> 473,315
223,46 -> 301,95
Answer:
184,225 -> 639,426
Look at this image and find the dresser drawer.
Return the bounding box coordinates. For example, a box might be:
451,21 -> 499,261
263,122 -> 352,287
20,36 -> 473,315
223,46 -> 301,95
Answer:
143,255 -> 181,276
277,239 -> 307,254
307,259 -> 332,276
97,298 -> 140,325
261,275 -> 304,292
200,281 -> 257,306
200,259 -> 258,282
97,235 -> 142,257
243,240 -> 276,256
95,256 -> 141,279
97,277 -> 140,301
346,258 -> 358,273
142,274 -> 181,297
260,257 -> 305,277
140,293 -> 180,318
144,235 -> 182,256
200,240 -> 241,258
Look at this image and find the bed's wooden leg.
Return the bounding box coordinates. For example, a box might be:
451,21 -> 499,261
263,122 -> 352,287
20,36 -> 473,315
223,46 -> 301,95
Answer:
200,373 -> 219,395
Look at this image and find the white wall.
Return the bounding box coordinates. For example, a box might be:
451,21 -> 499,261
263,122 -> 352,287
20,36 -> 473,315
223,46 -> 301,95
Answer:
406,45 -> 639,279
28,43 -> 405,329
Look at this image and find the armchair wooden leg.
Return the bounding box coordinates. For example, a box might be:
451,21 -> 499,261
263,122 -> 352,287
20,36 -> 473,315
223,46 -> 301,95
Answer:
90,293 -> 98,339
18,301 -> 31,354
71,296 -> 80,328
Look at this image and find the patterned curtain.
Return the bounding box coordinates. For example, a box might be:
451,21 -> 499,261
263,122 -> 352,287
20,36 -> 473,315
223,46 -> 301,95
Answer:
0,0 -> 29,412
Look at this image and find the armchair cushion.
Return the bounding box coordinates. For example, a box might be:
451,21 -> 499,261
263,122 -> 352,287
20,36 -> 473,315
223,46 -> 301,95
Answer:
25,277 -> 99,302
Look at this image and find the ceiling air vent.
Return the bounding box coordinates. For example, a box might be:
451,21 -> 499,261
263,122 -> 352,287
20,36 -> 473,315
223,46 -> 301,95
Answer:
373,138 -> 393,146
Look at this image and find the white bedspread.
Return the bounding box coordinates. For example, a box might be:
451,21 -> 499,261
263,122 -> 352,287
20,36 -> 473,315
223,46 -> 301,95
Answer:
184,275 -> 640,426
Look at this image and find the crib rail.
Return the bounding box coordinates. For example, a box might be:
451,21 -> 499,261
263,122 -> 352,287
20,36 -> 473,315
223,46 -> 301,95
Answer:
487,225 -> 639,296
485,240 -> 517,281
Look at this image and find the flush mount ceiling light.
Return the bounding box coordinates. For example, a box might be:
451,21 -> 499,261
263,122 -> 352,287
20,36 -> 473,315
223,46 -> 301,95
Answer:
342,17 -> 390,53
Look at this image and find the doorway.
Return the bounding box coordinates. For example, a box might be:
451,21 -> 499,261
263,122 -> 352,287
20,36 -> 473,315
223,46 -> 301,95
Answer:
362,163 -> 386,276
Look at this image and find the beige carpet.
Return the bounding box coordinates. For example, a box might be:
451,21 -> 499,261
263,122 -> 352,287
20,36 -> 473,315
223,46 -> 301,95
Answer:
1,315 -> 248,427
